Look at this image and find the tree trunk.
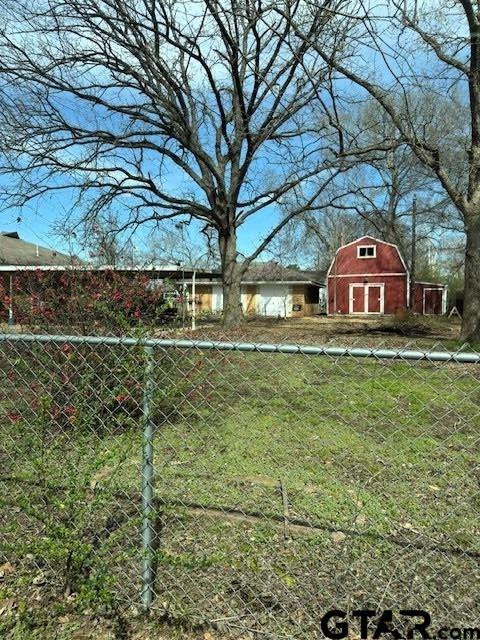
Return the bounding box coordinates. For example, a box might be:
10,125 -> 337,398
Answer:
219,230 -> 244,327
461,215 -> 480,342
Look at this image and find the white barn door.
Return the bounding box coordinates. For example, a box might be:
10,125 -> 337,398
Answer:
349,283 -> 384,314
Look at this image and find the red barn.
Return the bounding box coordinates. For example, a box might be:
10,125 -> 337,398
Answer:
327,236 -> 447,316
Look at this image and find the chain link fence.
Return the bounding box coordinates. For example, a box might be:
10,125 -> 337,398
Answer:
1,332 -> 480,638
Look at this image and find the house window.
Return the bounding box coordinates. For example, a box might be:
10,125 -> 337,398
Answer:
357,245 -> 376,258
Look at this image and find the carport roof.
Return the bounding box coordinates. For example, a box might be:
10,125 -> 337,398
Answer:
183,262 -> 326,286
242,262 -> 325,284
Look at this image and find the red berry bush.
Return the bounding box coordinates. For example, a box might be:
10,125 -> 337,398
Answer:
0,269 -> 178,334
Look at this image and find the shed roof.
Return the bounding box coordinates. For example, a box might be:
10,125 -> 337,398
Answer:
0,232 -> 77,266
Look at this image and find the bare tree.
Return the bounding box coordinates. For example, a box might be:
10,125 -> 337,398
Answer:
0,0 -> 345,326
341,99 -> 460,255
146,221 -> 219,269
290,0 -> 479,339
80,215 -> 124,267
269,208 -> 364,270
271,92 -> 463,282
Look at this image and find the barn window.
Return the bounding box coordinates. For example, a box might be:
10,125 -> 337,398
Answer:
357,245 -> 376,258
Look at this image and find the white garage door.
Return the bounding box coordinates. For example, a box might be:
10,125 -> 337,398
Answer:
259,284 -> 291,317
212,284 -> 223,313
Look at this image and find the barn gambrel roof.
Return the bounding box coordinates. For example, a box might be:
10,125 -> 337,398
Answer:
326,235 -> 408,277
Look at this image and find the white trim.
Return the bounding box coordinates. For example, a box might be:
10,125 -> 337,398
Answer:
338,234 -> 400,251
93,263 -> 198,272
326,247 -> 343,279
348,283 -> 385,315
357,245 -> 377,259
0,265 -> 76,271
327,272 -> 405,278
0,264 -> 218,274
243,280 -> 324,286
326,253 -> 337,279
406,269 -> 410,309
183,279 -> 325,286
415,281 -> 446,287
349,283 -> 364,314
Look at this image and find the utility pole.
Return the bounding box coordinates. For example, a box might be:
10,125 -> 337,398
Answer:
409,195 -> 417,310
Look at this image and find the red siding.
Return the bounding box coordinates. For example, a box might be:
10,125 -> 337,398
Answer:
330,237 -> 406,276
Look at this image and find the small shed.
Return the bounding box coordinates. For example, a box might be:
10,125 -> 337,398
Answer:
326,235 -> 447,316
412,282 -> 447,315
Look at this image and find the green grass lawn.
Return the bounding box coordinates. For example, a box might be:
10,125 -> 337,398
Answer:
1,343 -> 480,638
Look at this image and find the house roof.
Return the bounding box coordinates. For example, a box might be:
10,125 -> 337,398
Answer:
242,261 -> 325,284
0,232 -> 77,267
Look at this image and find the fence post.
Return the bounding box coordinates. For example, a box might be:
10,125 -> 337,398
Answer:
141,345 -> 155,612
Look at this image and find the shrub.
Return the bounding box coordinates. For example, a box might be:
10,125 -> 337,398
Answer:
370,309 -> 432,336
0,269 -> 178,334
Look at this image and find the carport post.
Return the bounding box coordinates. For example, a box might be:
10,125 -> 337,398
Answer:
7,275 -> 14,326
141,345 -> 155,612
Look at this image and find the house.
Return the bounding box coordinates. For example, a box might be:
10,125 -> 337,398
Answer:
185,262 -> 326,318
0,231 -> 225,322
326,236 -> 447,316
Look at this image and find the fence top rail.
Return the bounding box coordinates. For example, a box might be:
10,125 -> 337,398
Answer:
0,332 -> 478,364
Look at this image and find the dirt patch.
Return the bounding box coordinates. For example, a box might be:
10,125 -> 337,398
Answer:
171,316 -> 462,349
